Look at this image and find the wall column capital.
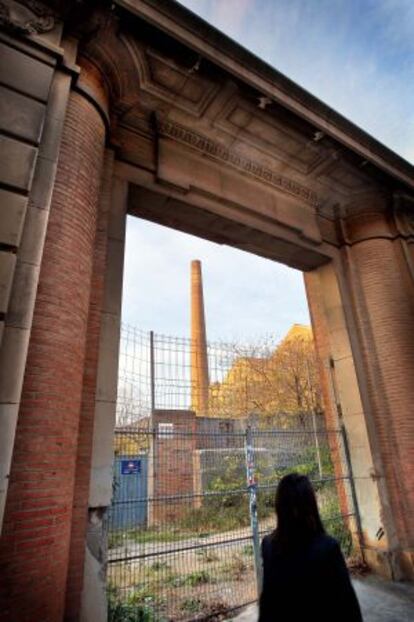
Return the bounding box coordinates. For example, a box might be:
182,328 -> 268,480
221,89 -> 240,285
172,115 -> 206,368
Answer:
338,190 -> 414,246
339,190 -> 394,245
393,192 -> 414,240
75,55 -> 111,134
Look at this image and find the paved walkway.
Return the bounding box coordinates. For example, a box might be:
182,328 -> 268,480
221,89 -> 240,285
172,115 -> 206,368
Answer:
229,576 -> 414,622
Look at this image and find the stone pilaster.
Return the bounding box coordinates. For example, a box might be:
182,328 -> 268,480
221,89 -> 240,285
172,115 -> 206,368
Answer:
0,81 -> 106,621
304,264 -> 385,572
0,8 -> 75,532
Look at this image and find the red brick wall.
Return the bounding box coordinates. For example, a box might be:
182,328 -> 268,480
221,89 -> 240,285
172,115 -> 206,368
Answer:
150,411 -> 197,524
0,91 -> 105,622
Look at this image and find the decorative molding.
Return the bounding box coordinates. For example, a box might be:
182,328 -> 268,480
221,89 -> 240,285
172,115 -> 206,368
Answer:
121,35 -> 220,118
394,193 -> 414,237
157,119 -> 320,208
342,190 -> 390,218
213,97 -> 326,176
0,0 -> 56,35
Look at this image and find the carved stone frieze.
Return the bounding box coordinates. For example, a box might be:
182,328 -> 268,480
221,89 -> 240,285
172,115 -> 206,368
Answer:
157,119 -> 321,209
0,0 -> 56,35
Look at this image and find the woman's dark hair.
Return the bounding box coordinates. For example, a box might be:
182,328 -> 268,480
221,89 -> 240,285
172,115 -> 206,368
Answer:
272,472 -> 325,552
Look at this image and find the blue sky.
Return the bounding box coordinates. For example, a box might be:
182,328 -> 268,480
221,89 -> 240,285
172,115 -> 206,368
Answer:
121,0 -> 414,342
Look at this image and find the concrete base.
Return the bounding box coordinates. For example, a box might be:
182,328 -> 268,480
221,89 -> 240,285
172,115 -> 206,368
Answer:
363,546 -> 414,582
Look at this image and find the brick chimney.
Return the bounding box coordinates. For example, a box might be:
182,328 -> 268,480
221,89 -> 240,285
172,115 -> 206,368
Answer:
191,260 -> 209,416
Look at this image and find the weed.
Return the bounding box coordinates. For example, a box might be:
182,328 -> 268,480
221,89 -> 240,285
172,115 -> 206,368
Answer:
165,573 -> 186,588
165,569 -> 213,588
150,561 -> 170,572
195,547 -> 219,563
184,570 -> 212,586
326,518 -> 353,556
180,598 -> 203,614
241,544 -> 253,557
109,527 -> 190,547
107,585 -> 158,622
130,528 -> 187,544
220,556 -> 248,581
127,587 -> 158,605
108,532 -> 125,550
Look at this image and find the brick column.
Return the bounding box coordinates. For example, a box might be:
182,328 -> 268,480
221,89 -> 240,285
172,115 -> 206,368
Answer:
340,193 -> 414,578
64,151 -> 114,622
0,84 -> 106,620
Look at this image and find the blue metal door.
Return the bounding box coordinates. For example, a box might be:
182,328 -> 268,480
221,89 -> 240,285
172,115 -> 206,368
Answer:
111,454 -> 148,530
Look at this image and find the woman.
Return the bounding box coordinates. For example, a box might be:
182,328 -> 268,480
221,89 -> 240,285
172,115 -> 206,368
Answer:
259,473 -> 362,622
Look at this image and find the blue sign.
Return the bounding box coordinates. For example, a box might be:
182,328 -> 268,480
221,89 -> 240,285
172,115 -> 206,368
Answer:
121,459 -> 141,475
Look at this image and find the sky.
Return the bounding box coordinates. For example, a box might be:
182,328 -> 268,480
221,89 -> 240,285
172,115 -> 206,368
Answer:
121,0 -> 414,342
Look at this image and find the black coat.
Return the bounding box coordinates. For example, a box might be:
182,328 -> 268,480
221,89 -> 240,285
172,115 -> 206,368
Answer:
259,532 -> 363,622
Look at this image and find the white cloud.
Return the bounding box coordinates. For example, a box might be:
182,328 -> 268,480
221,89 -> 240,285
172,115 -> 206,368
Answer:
122,217 -> 309,341
178,0 -> 414,163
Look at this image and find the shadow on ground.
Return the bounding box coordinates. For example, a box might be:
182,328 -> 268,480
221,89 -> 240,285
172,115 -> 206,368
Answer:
229,575 -> 414,622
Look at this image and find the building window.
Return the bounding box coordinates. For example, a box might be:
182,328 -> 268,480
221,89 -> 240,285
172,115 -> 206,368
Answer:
158,422 -> 174,438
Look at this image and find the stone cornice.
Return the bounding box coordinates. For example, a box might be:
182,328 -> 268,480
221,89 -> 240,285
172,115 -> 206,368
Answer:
116,0 -> 414,194
157,119 -> 320,209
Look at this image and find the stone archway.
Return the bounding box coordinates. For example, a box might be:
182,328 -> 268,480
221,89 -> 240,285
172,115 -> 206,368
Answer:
0,1 -> 413,621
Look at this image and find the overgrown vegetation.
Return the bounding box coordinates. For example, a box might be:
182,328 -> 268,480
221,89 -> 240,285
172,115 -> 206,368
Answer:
108,434 -> 354,619
177,443 -> 350,539
165,569 -> 213,588
180,598 -> 203,614
108,526 -> 191,549
107,585 -> 162,622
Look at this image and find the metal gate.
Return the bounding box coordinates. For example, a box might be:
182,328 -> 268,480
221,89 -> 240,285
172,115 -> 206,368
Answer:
107,423 -> 360,621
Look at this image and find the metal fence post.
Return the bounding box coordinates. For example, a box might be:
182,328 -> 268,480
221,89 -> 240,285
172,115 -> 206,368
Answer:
150,330 -> 155,417
340,423 -> 365,561
245,425 -> 262,595
149,332 -> 156,529
311,409 -> 323,478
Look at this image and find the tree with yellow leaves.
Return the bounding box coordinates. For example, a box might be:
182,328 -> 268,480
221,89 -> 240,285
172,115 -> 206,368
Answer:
208,325 -> 322,428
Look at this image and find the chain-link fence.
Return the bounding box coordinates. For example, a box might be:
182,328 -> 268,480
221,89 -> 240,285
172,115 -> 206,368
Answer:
116,324 -> 323,428
108,326 -> 360,621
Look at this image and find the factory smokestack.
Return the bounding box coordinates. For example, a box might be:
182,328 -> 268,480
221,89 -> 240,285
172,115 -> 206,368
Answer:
191,260 -> 209,416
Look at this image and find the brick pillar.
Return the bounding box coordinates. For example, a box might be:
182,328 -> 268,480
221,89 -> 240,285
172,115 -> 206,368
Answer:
0,85 -> 106,621
149,410 -> 197,525
64,150 -> 114,621
191,260 -> 209,416
340,193 -> 414,578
